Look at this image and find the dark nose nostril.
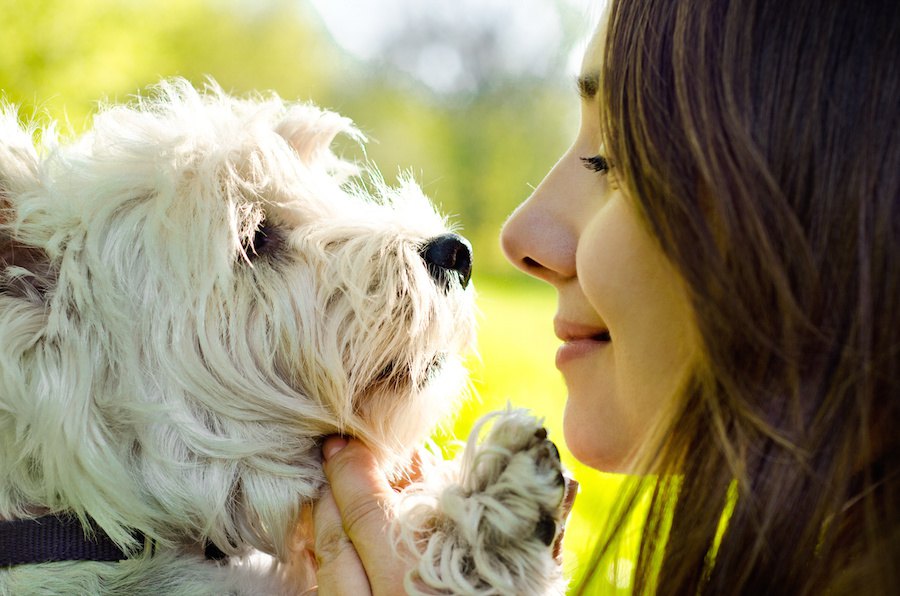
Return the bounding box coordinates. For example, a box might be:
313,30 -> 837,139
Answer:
420,233 -> 473,289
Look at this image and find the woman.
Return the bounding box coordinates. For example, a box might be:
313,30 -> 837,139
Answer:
313,0 -> 899,593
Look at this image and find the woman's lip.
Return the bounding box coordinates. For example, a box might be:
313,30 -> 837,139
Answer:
555,336 -> 610,368
554,319 -> 610,342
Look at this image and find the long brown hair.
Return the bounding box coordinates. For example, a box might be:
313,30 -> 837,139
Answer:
580,1 -> 900,593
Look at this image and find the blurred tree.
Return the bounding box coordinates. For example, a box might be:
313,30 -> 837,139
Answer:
0,0 -> 339,126
308,0 -> 576,95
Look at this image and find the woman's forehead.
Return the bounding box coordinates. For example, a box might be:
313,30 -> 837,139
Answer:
580,13 -> 608,79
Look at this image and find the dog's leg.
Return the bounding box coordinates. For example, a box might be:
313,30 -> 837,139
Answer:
395,408 -> 573,595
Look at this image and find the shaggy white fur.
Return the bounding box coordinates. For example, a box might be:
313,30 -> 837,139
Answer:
0,80 -> 570,595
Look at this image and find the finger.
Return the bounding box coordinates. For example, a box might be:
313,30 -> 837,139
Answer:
390,445 -> 440,490
312,484 -> 373,596
281,505 -> 319,593
554,477 -> 579,563
322,437 -> 408,591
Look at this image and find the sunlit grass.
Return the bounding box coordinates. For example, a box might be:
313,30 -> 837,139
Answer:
433,274 -> 637,594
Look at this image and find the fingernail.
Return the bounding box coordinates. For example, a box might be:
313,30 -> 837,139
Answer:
322,436 -> 349,461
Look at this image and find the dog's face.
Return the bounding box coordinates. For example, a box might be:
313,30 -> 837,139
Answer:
0,80 -> 475,556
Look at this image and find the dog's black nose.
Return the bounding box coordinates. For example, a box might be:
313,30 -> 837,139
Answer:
420,233 -> 473,289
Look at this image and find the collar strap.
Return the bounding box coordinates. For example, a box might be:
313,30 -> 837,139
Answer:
0,515 -> 135,567
0,515 -> 228,567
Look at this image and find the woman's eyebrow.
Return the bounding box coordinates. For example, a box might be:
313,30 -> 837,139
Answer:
577,72 -> 600,100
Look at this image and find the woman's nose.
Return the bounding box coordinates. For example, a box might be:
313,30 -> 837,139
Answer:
500,163 -> 577,286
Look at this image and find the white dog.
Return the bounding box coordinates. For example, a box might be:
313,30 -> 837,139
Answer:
0,80 -> 571,595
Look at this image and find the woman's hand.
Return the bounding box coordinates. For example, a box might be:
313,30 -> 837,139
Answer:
312,436 -> 412,595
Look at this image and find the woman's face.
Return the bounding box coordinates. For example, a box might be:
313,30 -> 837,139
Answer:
500,23 -> 698,472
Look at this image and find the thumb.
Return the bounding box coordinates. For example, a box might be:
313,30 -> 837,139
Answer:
321,436 -> 394,544
320,436 -> 407,590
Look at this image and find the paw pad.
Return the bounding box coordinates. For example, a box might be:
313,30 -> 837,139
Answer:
535,514 -> 556,546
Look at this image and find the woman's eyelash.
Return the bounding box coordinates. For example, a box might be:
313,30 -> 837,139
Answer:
580,155 -> 609,173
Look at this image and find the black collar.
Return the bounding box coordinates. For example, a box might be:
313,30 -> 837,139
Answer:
0,515 -> 228,567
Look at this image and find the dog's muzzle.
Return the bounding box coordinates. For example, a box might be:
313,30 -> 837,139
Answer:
419,233 -> 473,289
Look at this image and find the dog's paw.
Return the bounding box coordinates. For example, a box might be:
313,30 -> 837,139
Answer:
395,408 -> 574,595
460,408 -> 575,559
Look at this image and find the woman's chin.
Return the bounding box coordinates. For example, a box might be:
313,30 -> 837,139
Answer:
562,402 -> 639,474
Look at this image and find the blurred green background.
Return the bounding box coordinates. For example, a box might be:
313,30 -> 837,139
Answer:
1,0 -> 628,591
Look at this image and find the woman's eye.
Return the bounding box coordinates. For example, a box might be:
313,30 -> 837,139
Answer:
580,155 -> 609,174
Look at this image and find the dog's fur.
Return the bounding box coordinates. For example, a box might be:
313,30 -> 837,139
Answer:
0,80 -> 568,595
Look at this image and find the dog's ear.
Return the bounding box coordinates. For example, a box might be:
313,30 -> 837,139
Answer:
0,105 -> 54,303
275,105 -> 365,180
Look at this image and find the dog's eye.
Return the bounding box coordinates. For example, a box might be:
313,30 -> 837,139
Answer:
242,223 -> 280,259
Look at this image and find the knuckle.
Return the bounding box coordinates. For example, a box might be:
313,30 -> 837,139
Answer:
314,520 -> 355,567
341,493 -> 388,539
324,448 -> 358,478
